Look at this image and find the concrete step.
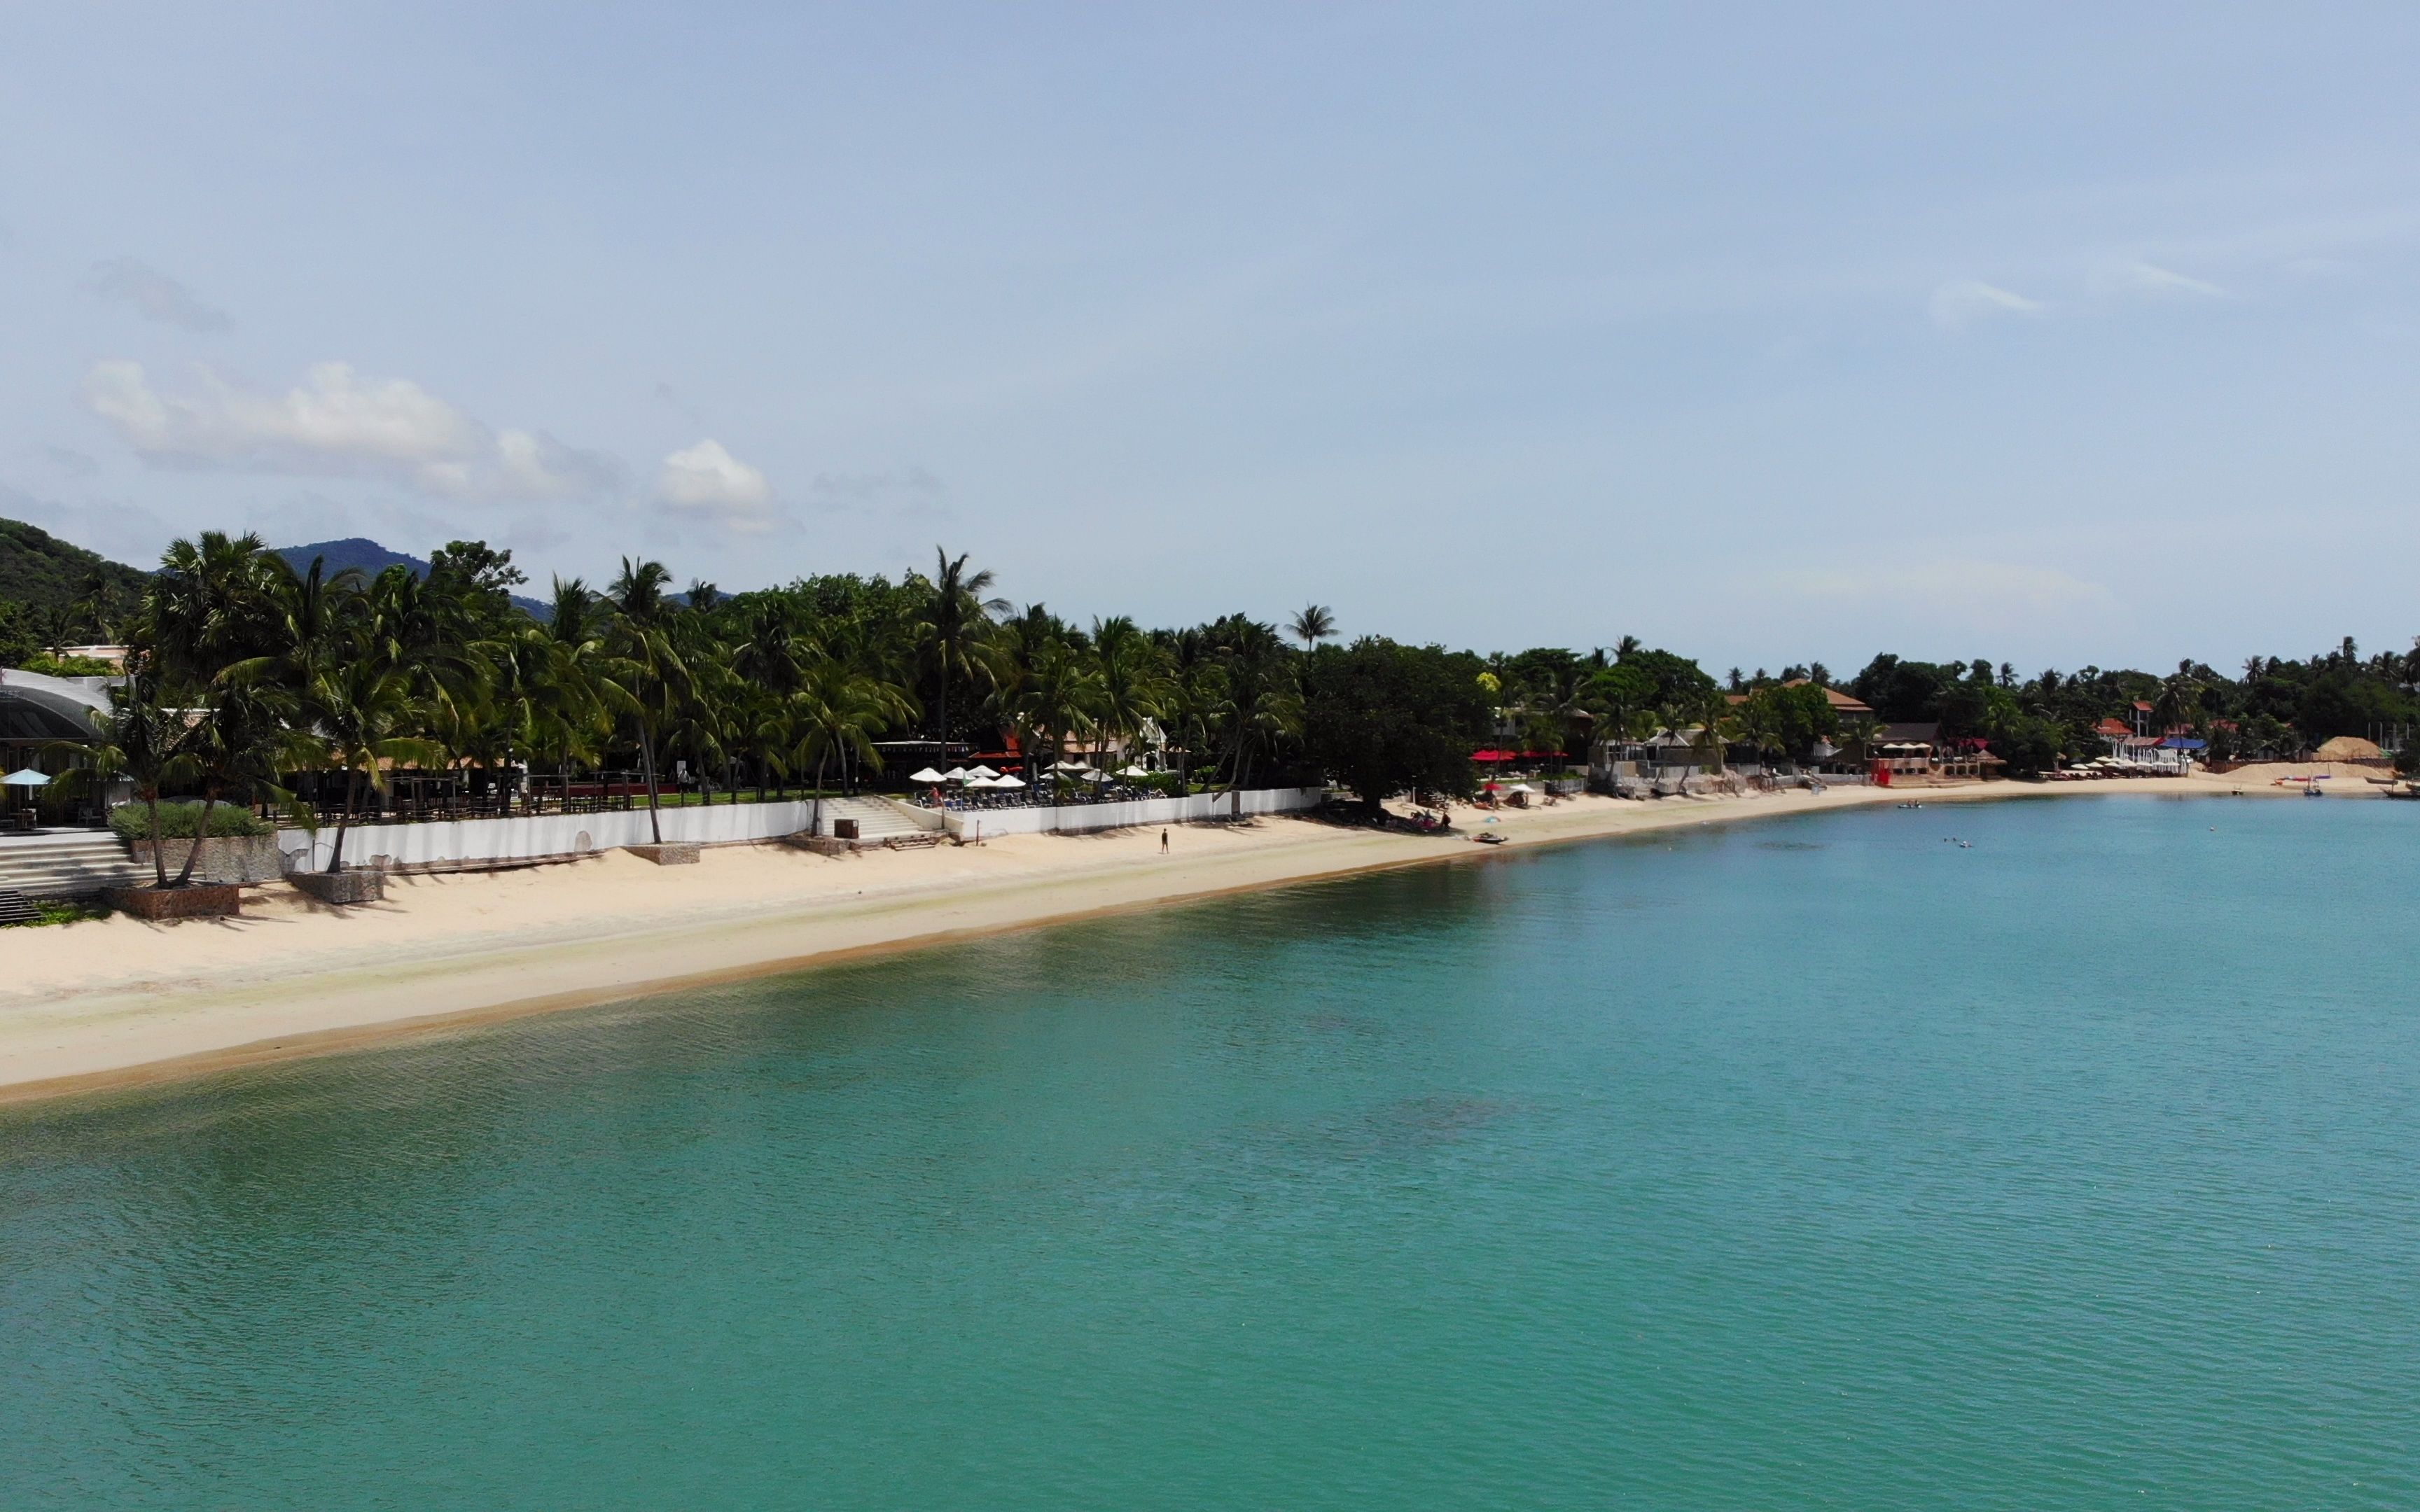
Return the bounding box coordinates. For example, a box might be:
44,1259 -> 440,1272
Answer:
815,797 -> 931,839
0,833 -> 146,898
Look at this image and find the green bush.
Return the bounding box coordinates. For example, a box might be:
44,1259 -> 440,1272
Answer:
107,802 -> 273,840
19,652 -> 118,677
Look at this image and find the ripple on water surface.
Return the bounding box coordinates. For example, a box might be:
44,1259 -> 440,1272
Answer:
4,796 -> 2418,1508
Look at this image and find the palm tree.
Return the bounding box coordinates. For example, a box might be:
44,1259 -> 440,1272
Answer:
1091,615 -> 1170,765
171,683 -> 309,887
151,531 -> 277,687
1020,640 -> 1104,799
791,652 -> 890,835
603,558 -> 688,844
2152,667 -> 2204,735
987,603 -> 1060,788
1288,603 -> 1336,652
1840,714 -> 1882,766
60,669 -> 199,888
1689,689 -> 1738,776
305,652 -> 445,872
915,547 -> 1007,757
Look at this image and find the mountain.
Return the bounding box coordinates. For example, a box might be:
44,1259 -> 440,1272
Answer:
0,517 -> 153,615
277,538 -> 550,619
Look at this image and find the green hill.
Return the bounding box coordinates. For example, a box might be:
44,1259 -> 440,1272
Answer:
0,517 -> 153,616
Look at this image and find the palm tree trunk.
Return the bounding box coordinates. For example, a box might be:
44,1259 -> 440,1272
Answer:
144,790 -> 168,888
814,748 -> 829,835
639,726 -> 663,844
328,768 -> 359,873
172,788 -> 219,887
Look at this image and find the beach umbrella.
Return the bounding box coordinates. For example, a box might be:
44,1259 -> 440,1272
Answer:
1083,769 -> 1111,783
963,774 -> 998,789
1052,760 -> 1090,774
3,767 -> 50,788
968,764 -> 1001,780
1118,765 -> 1151,778
908,766 -> 947,784
992,774 -> 1027,790
941,766 -> 968,781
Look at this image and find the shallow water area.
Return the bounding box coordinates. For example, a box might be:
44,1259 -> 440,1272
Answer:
4,795 -> 2417,1508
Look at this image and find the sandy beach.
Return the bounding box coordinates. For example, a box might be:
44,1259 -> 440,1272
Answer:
0,771 -> 2377,1104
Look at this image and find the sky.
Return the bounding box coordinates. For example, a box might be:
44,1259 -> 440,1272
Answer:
4,3 -> 2419,676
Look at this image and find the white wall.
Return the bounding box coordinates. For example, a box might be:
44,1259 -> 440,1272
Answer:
277,799 -> 820,872
277,790 -> 1328,869
936,788 -> 1326,840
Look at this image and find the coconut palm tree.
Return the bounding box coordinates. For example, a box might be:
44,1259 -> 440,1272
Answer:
603,558 -> 688,844
1020,640 -> 1104,797
59,668 -> 200,888
1288,603 -> 1336,652
1091,615 -> 1170,764
306,652 -> 445,872
791,652 -> 890,835
151,531 -> 278,689
915,547 -> 1008,757
170,682 -> 311,887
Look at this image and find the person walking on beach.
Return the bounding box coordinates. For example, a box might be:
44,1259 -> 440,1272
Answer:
1161,829 -> 1169,855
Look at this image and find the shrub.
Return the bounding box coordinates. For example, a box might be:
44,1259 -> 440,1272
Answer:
107,802 -> 273,840
20,652 -> 119,677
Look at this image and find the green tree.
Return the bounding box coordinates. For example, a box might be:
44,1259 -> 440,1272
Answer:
603,558 -> 689,844
1302,638 -> 1493,813
915,548 -> 1006,753
1288,603 -> 1336,652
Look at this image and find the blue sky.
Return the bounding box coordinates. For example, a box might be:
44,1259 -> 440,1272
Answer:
4,4 -> 2418,673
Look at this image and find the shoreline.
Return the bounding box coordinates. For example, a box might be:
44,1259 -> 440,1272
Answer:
0,776 -> 2331,1107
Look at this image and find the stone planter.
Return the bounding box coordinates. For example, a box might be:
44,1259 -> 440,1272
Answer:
132,834 -> 284,885
624,842 -> 700,865
106,883 -> 243,920
291,869 -> 387,905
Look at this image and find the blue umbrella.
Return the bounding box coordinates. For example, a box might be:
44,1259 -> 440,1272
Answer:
2,768 -> 50,788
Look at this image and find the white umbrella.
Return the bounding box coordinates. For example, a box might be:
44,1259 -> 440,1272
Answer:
1052,760 -> 1090,774
908,766 -> 947,784
991,774 -> 1027,790
1118,765 -> 1152,778
1083,769 -> 1111,783
941,766 -> 968,781
968,764 -> 1001,780
964,774 -> 999,789
2,767 -> 50,788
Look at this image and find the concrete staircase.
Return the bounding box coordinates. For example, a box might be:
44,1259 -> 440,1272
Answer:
814,797 -> 930,839
809,797 -> 945,848
0,832 -> 148,899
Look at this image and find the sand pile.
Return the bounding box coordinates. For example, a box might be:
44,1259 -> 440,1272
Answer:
2211,761 -> 2397,788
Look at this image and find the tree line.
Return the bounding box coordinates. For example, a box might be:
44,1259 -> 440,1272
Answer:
20,526 -> 2420,889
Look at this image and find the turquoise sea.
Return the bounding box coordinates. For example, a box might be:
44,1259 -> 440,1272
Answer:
4,794 -> 2417,1508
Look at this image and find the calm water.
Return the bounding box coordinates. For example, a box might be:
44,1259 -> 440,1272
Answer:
5,796 -> 2418,1508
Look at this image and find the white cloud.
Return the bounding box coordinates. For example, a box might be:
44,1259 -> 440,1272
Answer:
2091,260 -> 2226,300
81,359 -> 615,500
1929,279 -> 2047,330
85,257 -> 232,332
656,439 -> 774,529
